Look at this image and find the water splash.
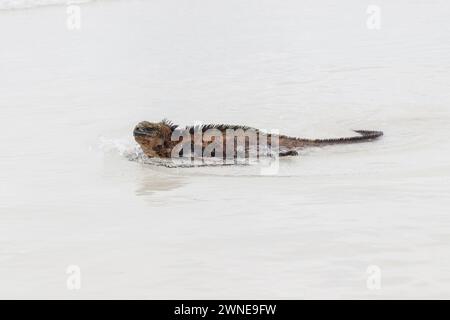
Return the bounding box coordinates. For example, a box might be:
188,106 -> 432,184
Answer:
97,137 -> 279,168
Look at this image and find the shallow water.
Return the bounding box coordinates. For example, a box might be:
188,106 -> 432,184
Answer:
1,0 -> 450,298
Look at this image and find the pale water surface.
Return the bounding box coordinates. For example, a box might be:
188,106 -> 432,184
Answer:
1,0 -> 450,298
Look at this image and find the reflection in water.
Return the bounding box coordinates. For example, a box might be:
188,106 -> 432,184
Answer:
135,172 -> 186,196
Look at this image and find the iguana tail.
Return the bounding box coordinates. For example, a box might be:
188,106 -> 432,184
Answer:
291,130 -> 383,147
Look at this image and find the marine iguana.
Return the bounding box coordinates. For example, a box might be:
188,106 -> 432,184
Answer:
133,119 -> 383,159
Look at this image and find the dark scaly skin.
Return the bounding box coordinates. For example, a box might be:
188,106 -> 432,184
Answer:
133,119 -> 383,159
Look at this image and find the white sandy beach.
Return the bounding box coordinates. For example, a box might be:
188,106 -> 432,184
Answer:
1,0 -> 450,298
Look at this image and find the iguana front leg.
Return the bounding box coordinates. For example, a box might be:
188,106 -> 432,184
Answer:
279,150 -> 299,156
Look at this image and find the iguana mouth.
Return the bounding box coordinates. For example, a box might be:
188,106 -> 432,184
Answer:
133,127 -> 149,137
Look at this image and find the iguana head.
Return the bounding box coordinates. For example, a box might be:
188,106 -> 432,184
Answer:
133,120 -> 175,158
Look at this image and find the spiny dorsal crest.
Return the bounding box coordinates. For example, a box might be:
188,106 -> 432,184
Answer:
161,119 -> 179,131
161,119 -> 257,134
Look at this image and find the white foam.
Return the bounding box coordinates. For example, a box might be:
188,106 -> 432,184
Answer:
97,137 -> 276,168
